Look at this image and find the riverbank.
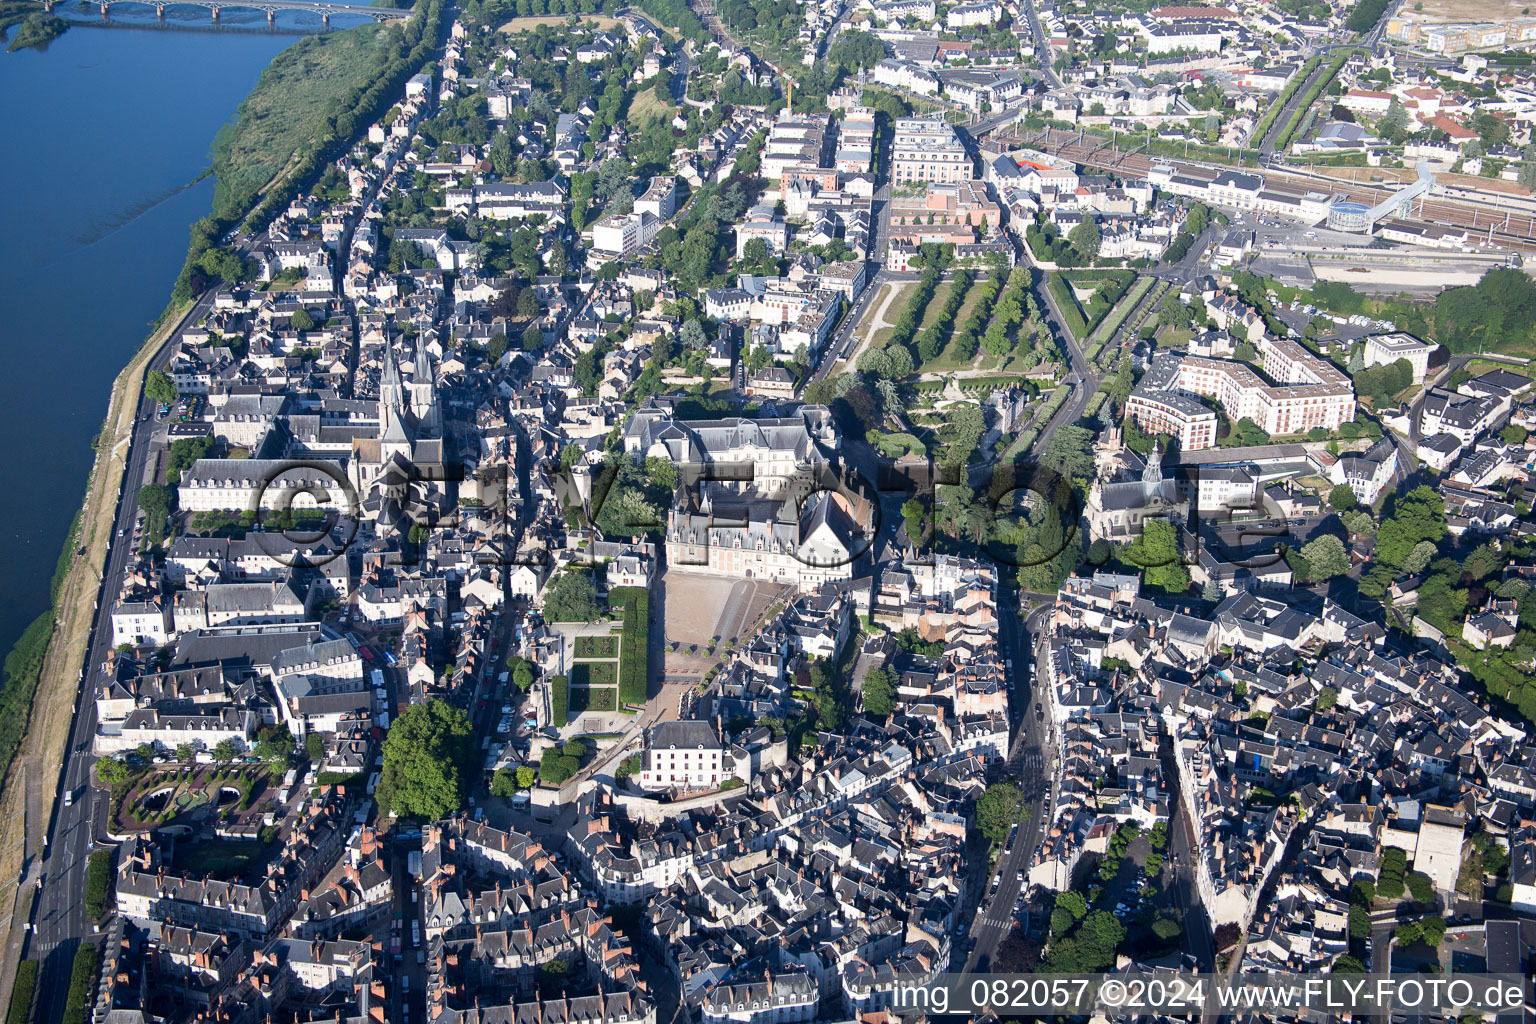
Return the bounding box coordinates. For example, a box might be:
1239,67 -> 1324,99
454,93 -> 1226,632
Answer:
171,0 -> 445,305
0,298 -> 192,1013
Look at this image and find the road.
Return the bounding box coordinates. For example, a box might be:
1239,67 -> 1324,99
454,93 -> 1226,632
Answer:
1257,58 -> 1329,157
670,49 -> 690,104
805,99 -> 896,387
1029,263 -> 1099,433
961,600 -> 1053,973
1018,0 -> 1061,89
23,283 -> 219,1024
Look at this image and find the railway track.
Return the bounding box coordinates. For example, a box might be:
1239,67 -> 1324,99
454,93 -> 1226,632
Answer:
993,128 -> 1536,256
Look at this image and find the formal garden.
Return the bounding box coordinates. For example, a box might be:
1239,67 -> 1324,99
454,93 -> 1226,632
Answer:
111,764 -> 272,833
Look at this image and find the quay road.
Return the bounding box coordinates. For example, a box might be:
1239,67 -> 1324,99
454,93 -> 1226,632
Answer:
23,285 -> 221,1024
986,127 -> 1536,256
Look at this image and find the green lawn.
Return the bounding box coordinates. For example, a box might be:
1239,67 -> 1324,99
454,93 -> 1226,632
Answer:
917,279 -> 1009,372
626,86 -> 677,128
574,635 -> 618,660
571,661 -> 618,688
918,282 -> 958,332
572,687 -> 617,713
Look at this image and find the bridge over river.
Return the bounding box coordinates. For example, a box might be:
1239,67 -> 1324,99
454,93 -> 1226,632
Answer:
37,0 -> 412,24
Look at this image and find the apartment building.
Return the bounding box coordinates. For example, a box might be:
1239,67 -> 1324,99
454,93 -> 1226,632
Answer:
891,118 -> 971,184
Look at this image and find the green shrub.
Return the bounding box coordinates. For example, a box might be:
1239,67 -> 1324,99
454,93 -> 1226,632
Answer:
550,674 -> 569,727
84,851 -> 112,919
62,943 -> 100,1024
7,960 -> 37,1024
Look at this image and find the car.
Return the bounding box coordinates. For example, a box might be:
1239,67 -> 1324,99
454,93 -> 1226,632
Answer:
63,789 -> 74,807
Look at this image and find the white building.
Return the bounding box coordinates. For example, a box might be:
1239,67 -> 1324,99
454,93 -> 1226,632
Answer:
637,720 -> 742,791
1363,332 -> 1437,382
591,211 -> 659,259
891,118 -> 970,184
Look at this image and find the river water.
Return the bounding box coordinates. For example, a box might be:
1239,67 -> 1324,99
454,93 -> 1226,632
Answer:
0,8 -> 372,670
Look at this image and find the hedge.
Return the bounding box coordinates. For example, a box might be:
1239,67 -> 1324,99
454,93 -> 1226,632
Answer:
7,960 -> 36,1024
84,851 -> 112,920
1274,53 -> 1352,153
608,587 -> 650,711
1050,272 -> 1133,342
1248,57 -> 1320,146
62,943 -> 100,1024
550,674 -> 569,728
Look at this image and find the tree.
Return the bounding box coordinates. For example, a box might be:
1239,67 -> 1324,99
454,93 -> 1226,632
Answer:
490,767 -> 519,797
517,765 -> 537,788
862,667 -> 896,717
1068,217 -> 1100,263
539,746 -> 581,784
1377,486 -> 1445,567
510,660 -> 535,693
1186,203 -> 1210,235
542,569 -> 601,622
97,757 -> 130,784
1401,540 -> 1439,576
1405,871 -> 1434,904
975,783 -> 1023,844
253,725 -> 293,764
1317,686 -> 1339,711
1378,847 -> 1408,899
1038,425 -> 1096,482
522,322 -> 544,351
378,700 -> 475,820
213,739 -> 238,762
1349,903 -> 1372,939
176,743 -> 194,763
145,370 -> 178,406
1344,511 -> 1376,537
487,332 -> 509,364
1076,910 -> 1126,970
137,484 -> 172,518
1329,484 -> 1358,512
291,307 -> 316,332
679,319 -> 708,350
306,733 -> 324,760
1333,954 -> 1367,973
1124,519 -> 1190,594
1301,534 -> 1350,581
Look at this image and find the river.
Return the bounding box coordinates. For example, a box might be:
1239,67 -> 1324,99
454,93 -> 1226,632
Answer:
0,8 -> 373,676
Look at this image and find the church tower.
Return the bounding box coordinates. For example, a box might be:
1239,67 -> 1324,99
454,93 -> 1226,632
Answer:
410,333 -> 440,436
1143,441 -> 1164,486
379,342 -> 414,465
